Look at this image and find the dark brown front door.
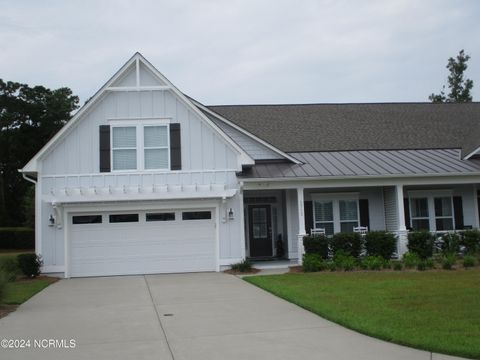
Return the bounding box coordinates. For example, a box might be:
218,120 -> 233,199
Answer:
248,205 -> 273,257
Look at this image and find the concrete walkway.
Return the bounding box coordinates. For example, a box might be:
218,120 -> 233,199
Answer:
0,273 -> 465,360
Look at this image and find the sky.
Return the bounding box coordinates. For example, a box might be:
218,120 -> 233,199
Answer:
1,0 -> 479,105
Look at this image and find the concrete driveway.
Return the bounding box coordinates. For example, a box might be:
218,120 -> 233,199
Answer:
0,273 -> 464,360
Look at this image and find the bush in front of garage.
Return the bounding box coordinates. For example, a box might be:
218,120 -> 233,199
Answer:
0,228 -> 35,250
17,254 -> 42,278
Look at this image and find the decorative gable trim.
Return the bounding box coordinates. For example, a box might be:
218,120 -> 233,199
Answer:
21,52 -> 254,173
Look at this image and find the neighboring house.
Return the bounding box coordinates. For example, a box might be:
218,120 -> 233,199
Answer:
21,53 -> 480,277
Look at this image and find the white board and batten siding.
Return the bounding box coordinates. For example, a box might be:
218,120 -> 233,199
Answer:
41,91 -> 239,175
36,59 -> 247,275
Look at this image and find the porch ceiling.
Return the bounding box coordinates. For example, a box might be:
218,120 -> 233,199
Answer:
240,149 -> 480,179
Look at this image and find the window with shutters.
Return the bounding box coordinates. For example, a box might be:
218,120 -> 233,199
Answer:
312,194 -> 359,235
408,191 -> 455,231
110,121 -> 170,171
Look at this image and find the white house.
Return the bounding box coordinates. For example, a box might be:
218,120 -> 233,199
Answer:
21,53 -> 480,277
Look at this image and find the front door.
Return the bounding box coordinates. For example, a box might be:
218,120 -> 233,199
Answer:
248,205 -> 273,257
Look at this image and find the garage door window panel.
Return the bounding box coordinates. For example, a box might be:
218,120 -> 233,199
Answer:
72,215 -> 102,224
182,211 -> 212,220
146,212 -> 175,221
109,214 -> 139,223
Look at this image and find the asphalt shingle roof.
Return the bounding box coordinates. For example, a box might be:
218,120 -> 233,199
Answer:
206,102 -> 480,156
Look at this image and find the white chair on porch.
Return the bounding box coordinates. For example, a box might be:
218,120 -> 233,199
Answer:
353,226 -> 369,235
311,228 -> 326,236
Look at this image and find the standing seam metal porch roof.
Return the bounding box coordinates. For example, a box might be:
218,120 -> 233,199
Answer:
239,149 -> 480,179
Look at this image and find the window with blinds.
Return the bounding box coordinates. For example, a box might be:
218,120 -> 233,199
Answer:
110,123 -> 170,171
313,195 -> 359,235
112,127 -> 137,170
144,126 -> 169,169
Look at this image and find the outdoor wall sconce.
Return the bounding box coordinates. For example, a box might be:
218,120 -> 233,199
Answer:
228,208 -> 234,220
48,214 -> 55,227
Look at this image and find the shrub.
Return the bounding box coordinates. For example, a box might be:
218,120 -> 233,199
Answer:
392,261 -> 403,271
0,271 -> 7,302
332,251 -> 356,271
461,230 -> 480,254
417,260 -> 427,271
327,261 -> 337,272
303,254 -> 326,272
425,258 -> 435,269
403,252 -> 420,269
0,257 -> 18,282
331,232 -> 363,258
0,228 -> 35,250
382,259 -> 392,269
303,234 -> 330,259
363,256 -> 384,271
17,254 -> 42,277
463,255 -> 476,268
407,231 -> 435,259
439,232 -> 460,255
442,254 -> 456,270
364,231 -> 397,259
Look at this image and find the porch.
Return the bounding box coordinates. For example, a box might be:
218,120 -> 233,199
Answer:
242,180 -> 480,264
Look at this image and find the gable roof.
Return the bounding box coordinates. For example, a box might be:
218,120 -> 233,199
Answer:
21,53 -> 254,173
207,102 -> 480,157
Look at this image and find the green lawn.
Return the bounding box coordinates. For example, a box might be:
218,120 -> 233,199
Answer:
2,278 -> 54,304
245,269 -> 480,359
1,251 -> 55,308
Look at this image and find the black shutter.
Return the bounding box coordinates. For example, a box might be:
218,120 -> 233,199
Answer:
99,125 -> 110,172
304,201 -> 313,234
404,198 -> 411,230
359,199 -> 370,228
170,123 -> 181,170
453,196 -> 464,230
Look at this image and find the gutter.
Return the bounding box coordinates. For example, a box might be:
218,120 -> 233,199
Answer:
20,170 -> 37,185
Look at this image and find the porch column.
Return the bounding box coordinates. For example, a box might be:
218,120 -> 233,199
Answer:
297,187 -> 306,264
395,184 -> 408,256
473,184 -> 480,229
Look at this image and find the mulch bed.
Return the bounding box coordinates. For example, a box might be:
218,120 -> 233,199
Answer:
224,268 -> 261,275
14,275 -> 60,283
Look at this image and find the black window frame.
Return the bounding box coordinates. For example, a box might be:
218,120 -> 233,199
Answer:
72,215 -> 103,225
109,214 -> 139,223
146,212 -> 176,222
182,211 -> 212,220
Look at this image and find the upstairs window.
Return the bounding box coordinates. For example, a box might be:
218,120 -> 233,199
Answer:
111,122 -> 169,171
144,126 -> 169,169
112,127 -> 137,170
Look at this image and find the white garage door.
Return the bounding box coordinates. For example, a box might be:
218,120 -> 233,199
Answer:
69,209 -> 216,277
